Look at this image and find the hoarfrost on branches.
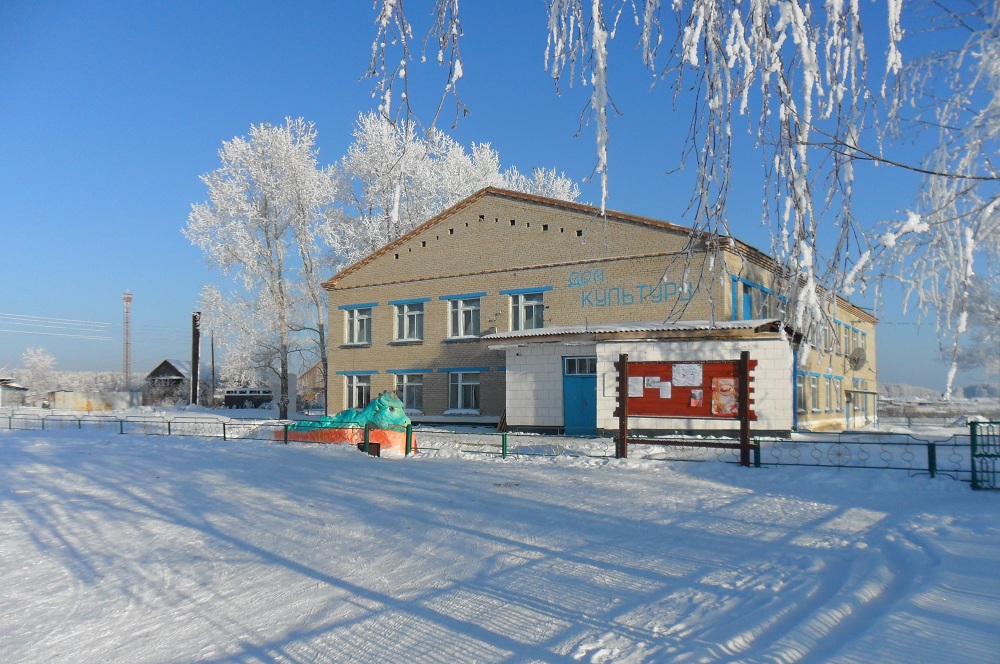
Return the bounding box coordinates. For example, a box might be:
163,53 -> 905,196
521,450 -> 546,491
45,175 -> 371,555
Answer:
366,1 -> 999,392
184,118 -> 339,418
336,111 -> 579,264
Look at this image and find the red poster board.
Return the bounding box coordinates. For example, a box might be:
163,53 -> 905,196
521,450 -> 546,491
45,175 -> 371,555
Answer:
625,359 -> 757,420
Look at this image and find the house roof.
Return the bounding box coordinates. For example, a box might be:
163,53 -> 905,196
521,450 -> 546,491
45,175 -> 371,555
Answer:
322,187 -> 695,289
322,187 -> 876,324
147,359 -> 196,380
485,319 -> 790,342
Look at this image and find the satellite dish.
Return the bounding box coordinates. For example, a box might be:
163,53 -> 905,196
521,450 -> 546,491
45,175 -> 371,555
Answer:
848,347 -> 867,371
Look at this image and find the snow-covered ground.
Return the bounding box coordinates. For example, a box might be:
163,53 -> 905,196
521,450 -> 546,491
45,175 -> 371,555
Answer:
1,426 -> 998,663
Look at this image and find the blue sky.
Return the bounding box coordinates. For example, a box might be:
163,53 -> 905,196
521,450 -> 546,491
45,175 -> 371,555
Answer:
0,2 -> 965,390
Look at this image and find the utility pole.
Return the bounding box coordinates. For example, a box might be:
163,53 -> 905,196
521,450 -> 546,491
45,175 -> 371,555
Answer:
191,311 -> 201,406
122,291 -> 132,391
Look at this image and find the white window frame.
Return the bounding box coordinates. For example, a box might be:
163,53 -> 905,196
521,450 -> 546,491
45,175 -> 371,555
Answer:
511,292 -> 545,331
825,375 -> 833,412
345,374 -> 371,410
834,377 -> 844,411
395,302 -> 424,341
448,372 -> 480,411
346,308 -> 372,345
394,374 -> 424,413
564,357 -> 597,375
449,298 -> 480,338
810,375 -> 820,413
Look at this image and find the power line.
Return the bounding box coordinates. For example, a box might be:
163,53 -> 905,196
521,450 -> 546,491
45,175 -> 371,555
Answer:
0,312 -> 113,341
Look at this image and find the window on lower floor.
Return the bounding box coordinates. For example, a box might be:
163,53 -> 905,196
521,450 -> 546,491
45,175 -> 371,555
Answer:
564,357 -> 597,375
834,377 -> 843,411
394,374 -> 424,413
810,375 -> 820,412
796,373 -> 806,413
346,375 -> 371,410
448,372 -> 480,411
825,375 -> 833,412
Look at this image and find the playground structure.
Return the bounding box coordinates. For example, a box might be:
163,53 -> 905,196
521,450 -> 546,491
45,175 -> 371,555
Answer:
281,392 -> 416,457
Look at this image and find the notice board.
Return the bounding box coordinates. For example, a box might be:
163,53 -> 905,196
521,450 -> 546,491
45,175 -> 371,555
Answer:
623,359 -> 757,420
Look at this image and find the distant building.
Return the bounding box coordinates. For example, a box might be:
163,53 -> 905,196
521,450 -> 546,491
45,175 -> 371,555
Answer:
145,359 -> 209,405
0,378 -> 28,408
298,362 -> 326,411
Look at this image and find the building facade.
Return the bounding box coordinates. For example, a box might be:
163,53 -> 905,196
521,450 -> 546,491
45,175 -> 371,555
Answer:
322,188 -> 877,432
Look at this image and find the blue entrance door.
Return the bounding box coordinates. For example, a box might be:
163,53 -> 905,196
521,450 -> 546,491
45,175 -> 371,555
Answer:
563,357 -> 598,436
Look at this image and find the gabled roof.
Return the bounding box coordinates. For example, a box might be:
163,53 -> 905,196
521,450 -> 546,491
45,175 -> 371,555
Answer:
322,187 -> 693,289
147,359 -> 194,380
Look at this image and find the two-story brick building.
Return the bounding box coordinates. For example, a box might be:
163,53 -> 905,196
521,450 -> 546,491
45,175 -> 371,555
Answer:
322,188 -> 877,434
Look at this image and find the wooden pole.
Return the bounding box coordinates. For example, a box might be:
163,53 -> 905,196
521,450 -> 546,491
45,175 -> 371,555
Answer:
738,351 -> 751,467
615,353 -> 629,459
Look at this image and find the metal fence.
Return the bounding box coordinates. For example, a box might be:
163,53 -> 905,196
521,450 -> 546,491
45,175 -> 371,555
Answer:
413,428 -> 973,482
0,408 -> 986,486
971,421 -> 1000,490
3,411 -> 300,443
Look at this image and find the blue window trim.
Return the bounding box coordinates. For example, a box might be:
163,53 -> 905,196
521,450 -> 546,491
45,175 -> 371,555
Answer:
730,275 -> 787,321
388,297 -> 431,306
438,367 -> 489,373
386,368 -> 432,375
338,302 -> 378,311
439,292 -> 487,301
336,370 -> 378,376
499,286 -> 553,296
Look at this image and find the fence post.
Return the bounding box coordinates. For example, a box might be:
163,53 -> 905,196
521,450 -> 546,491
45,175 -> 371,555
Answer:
222,421 -> 227,441
167,421 -> 171,436
753,440 -> 761,468
927,441 -> 937,478
502,432 -> 507,459
119,419 -> 124,435
40,417 -> 45,431
405,424 -> 413,455
970,422 -> 979,489
364,423 -> 370,454
283,423 -> 289,444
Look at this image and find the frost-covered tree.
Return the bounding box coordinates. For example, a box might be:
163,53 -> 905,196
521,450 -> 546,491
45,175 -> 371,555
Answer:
336,111 -> 579,263
19,347 -> 57,394
367,1 -> 999,395
185,118 -> 339,418
871,2 -> 1000,397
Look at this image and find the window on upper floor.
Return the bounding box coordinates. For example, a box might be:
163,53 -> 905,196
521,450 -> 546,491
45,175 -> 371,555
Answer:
395,302 -> 424,341
345,308 -> 372,345
449,298 -> 480,338
511,292 -> 544,331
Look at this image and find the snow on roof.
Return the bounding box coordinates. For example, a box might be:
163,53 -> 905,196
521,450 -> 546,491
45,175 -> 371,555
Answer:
483,319 -> 786,341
